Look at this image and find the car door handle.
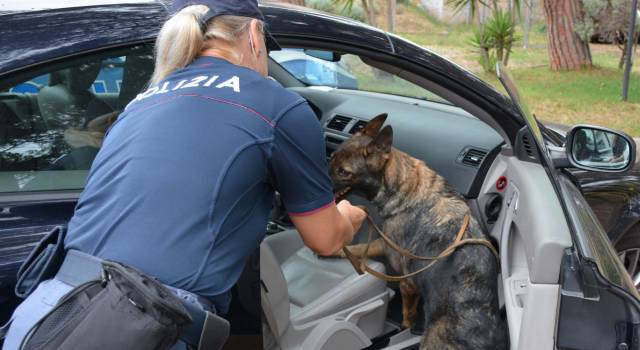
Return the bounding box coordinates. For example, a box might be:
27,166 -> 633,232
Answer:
501,186 -> 519,279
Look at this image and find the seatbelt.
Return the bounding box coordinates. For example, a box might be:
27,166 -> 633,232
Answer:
0,317 -> 12,340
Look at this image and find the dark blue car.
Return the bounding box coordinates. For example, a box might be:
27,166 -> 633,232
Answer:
2,1 -> 640,349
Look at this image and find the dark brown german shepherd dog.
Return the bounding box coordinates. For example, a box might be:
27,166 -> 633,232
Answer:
329,114 -> 507,349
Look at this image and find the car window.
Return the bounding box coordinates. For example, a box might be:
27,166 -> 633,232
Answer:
0,45 -> 154,193
270,48 -> 451,104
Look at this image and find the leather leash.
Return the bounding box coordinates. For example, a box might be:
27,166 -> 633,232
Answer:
342,210 -> 500,282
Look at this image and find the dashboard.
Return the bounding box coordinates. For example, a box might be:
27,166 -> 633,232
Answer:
288,86 -> 505,198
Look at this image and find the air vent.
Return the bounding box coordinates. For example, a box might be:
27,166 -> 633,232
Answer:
515,127 -> 539,163
326,136 -> 344,144
461,148 -> 487,167
326,115 -> 352,132
349,120 -> 368,134
521,133 -> 534,158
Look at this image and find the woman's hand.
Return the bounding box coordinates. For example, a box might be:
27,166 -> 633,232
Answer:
336,200 -> 367,236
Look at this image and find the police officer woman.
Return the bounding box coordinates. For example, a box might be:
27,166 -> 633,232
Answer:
2,0 -> 365,348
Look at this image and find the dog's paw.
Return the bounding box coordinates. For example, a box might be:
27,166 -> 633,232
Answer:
401,313 -> 417,330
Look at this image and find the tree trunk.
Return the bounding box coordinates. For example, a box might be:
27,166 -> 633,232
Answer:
363,0 -> 377,26
504,43 -> 513,66
523,0 -> 533,48
388,0 -> 396,33
618,32 -> 640,69
620,37 -> 628,69
542,0 -> 592,70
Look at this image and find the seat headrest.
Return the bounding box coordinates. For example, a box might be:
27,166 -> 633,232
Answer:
49,71 -> 66,86
118,54 -> 154,109
63,61 -> 102,93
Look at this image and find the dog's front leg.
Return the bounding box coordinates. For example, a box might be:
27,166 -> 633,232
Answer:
330,238 -> 386,258
400,279 -> 421,329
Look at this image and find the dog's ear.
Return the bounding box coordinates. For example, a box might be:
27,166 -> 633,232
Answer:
366,125 -> 393,155
361,113 -> 388,137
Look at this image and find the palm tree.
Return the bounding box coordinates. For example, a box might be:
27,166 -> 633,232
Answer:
447,0 -> 489,23
447,0 -> 521,23
333,0 -> 377,26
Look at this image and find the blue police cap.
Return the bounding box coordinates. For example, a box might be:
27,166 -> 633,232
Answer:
171,0 -> 281,51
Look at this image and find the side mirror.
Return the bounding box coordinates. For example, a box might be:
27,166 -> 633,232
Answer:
566,125 -> 636,172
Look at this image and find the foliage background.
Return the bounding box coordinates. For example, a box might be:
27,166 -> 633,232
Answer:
291,0 -> 640,136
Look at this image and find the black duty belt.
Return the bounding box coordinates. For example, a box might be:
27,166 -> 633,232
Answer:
56,250 -> 229,350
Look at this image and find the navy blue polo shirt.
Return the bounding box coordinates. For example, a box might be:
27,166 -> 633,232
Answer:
65,56 -> 335,312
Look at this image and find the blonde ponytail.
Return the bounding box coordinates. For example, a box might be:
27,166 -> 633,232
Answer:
150,5 -> 264,85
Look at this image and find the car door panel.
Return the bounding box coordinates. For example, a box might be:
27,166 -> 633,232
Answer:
0,200 -> 76,288
496,64 -> 640,349
480,149 -> 572,349
0,45 -> 153,326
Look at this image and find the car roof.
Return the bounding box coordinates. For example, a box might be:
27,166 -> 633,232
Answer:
0,0 -> 301,12
0,2 -> 168,75
0,2 -> 392,75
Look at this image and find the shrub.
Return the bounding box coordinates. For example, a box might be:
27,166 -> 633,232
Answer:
469,10 -> 518,72
485,10 -> 518,65
470,27 -> 498,72
305,0 -> 367,22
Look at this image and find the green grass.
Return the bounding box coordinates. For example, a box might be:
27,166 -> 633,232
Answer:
401,25 -> 476,47
476,66 -> 640,136
394,18 -> 640,136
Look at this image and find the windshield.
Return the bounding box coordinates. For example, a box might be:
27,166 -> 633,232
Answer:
270,48 -> 451,104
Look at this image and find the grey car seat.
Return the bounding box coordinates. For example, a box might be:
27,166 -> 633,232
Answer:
261,230 -> 394,350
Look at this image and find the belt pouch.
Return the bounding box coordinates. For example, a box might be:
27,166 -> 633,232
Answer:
22,260 -> 192,350
15,226 -> 66,298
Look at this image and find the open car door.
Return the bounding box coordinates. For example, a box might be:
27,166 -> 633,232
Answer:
496,63 -> 640,350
